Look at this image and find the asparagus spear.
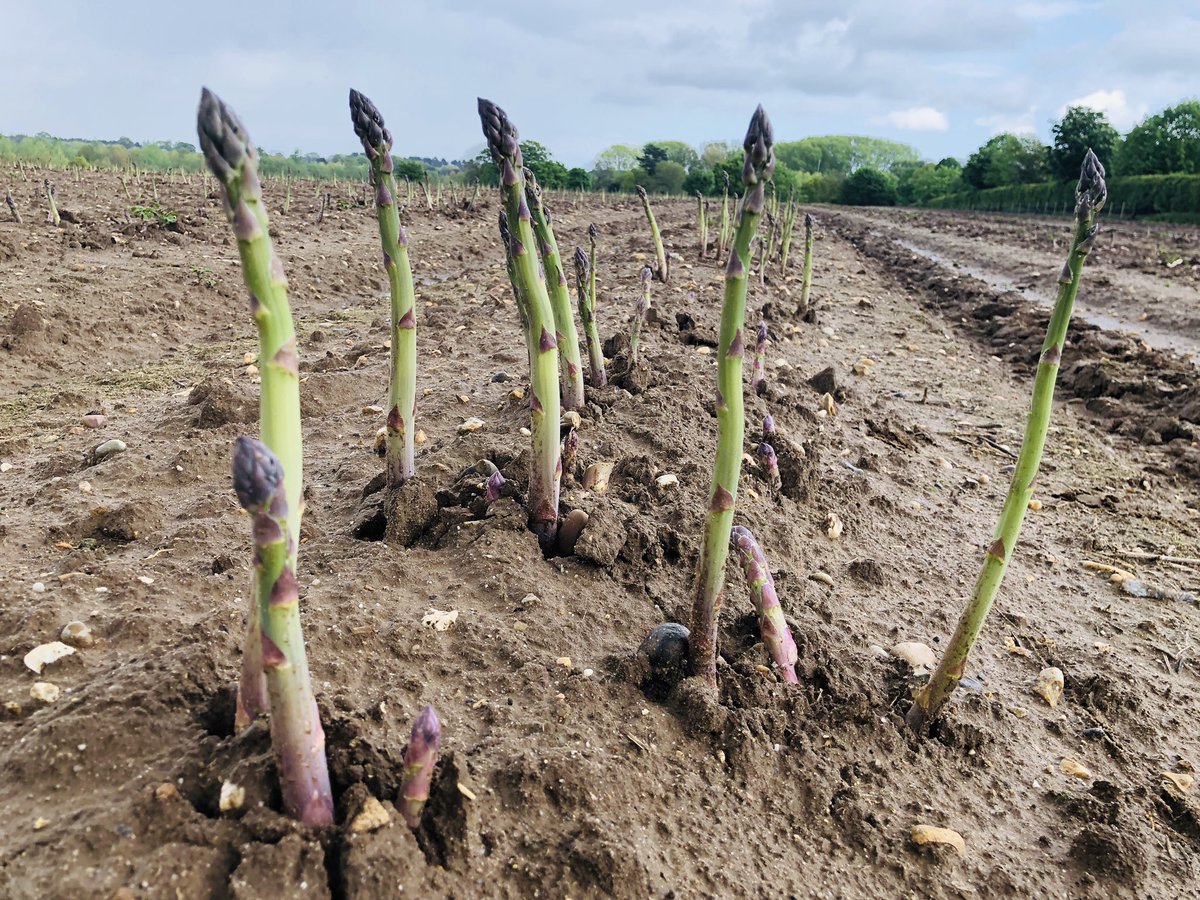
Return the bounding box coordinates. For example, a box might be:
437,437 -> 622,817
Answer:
631,265 -> 652,367
719,171 -> 731,257
5,193 -> 20,223
696,191 -> 707,259
762,414 -> 775,440
778,190 -> 797,272
690,106 -> 775,689
400,705 -> 441,828
232,437 -> 333,825
730,525 -> 798,683
798,213 -> 814,315
349,89 -> 419,487
478,99 -> 561,554
757,442 -> 781,491
573,246 -> 607,387
636,185 -> 669,282
44,179 -> 60,226
198,88 -> 303,728
485,469 -> 506,504
750,321 -> 768,396
907,150 -> 1107,732
524,168 -> 585,410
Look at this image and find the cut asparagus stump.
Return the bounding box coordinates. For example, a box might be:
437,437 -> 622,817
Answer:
730,525 -> 798,683
198,88 -> 303,728
907,150 -> 1107,733
631,266 -> 652,367
478,99 -> 562,554
349,89 -> 418,486
636,185 -> 669,282
689,106 -> 775,689
232,437 -> 333,825
400,705 -> 442,828
573,245 -> 606,387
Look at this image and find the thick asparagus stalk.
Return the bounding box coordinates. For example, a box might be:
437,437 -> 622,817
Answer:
690,106 -> 775,689
350,89 -> 419,486
631,266 -> 652,367
44,179 -> 60,226
5,193 -> 21,224
730,526 -> 798,683
524,168 -> 585,410
798,213 -> 814,315
750,321 -> 768,395
478,99 -> 561,554
573,246 -> 607,387
400,705 -> 441,828
199,89 -> 305,728
636,185 -> 669,282
232,437 -> 333,825
907,150 -> 1107,732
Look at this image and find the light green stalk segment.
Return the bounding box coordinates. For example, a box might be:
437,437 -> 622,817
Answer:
574,242 -> 606,388
350,89 -> 418,486
198,88 -> 304,729
778,191 -> 797,271
636,185 -> 669,282
718,172 -> 731,256
907,150 -> 1107,732
524,169 -> 585,410
696,191 -> 708,259
797,213 -> 814,315
44,179 -> 60,226
689,106 -> 775,689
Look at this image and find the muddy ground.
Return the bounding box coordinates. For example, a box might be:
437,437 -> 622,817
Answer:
0,174 -> 1197,899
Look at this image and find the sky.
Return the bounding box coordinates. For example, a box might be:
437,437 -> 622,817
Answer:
3,0 -> 1196,168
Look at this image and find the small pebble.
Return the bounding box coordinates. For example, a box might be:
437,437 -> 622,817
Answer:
825,512 -> 844,540
891,642 -> 936,671
32,582 -> 45,593
1035,666 -> 1064,707
509,387 -> 525,400
30,682 -> 60,703
348,795 -> 391,833
1060,758 -> 1092,779
655,473 -> 678,489
977,472 -> 990,485
93,439 -> 127,462
1028,498 -> 1043,511
414,429 -> 427,444
60,621 -> 95,648
563,411 -> 582,429
78,481 -> 93,494
218,781 -> 245,813
0,462 -> 11,472
556,656 -> 572,668
361,405 -> 382,415
81,414 -> 107,428
458,417 -> 485,433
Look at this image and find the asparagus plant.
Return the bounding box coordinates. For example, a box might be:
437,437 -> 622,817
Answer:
798,213 -> 814,315
778,191 -> 797,271
907,150 -> 1107,732
400,704 -> 441,828
573,246 -> 607,387
636,185 -> 668,282
696,191 -> 708,259
730,526 -> 798,683
479,99 -> 562,554
350,89 -> 419,486
690,106 -> 775,689
631,266 -> 652,367
562,427 -> 579,483
757,442 -> 781,491
524,168 -> 586,410
5,193 -> 20,224
719,171 -> 731,256
44,179 -> 60,226
587,223 -> 599,322
762,413 -> 775,440
485,469 -> 505,504
232,437 -> 333,825
750,321 -> 768,395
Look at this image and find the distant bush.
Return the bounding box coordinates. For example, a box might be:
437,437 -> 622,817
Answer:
840,168 -> 898,206
927,174 -> 1200,219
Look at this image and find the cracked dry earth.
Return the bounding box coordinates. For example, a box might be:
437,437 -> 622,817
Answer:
0,173 -> 1197,899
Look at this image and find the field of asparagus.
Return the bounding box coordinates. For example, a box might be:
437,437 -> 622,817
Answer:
1,96 -> 1198,899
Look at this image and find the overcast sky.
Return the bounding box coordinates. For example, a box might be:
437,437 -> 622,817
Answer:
4,1 -> 1196,167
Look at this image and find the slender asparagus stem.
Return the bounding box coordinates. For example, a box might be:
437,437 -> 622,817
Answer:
907,150 -> 1107,732
719,171 -> 731,257
690,106 -> 775,689
479,99 -> 561,554
44,179 -> 59,226
400,705 -> 442,828
350,89 -> 419,487
778,190 -> 797,272
757,442 -> 781,491
696,191 -> 707,259
636,185 -> 669,282
730,525 -> 798,683
562,427 -> 579,482
524,169 -> 585,410
587,223 -> 599,327
750,321 -> 768,395
232,437 -> 333,825
5,193 -> 21,224
573,246 -> 607,387
199,88 -> 303,728
798,213 -> 814,315
631,266 -> 652,367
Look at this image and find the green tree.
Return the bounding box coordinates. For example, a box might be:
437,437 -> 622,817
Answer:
1116,101 -> 1200,175
565,167 -> 591,190
775,136 -> 920,175
683,166 -> 715,196
963,134 -> 1049,188
896,159 -> 964,205
395,159 -> 425,182
1051,107 -> 1119,181
649,160 -> 686,194
593,144 -> 639,172
841,167 -> 898,206
700,141 -> 732,168
639,143 -> 669,176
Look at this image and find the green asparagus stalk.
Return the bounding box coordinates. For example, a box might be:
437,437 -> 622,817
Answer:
635,185 -> 669,282
400,704 -> 441,828
750,321 -> 767,395
524,168 -> 585,410
44,179 -> 60,226
573,245 -> 606,387
5,193 -> 21,224
198,88 -> 304,728
350,89 -> 419,486
778,192 -> 797,271
631,266 -> 652,367
730,525 -> 798,683
479,99 -> 561,554
764,211 -> 778,265
690,106 -> 775,689
719,171 -> 731,256
907,150 -> 1107,732
232,437 -> 333,825
696,191 -> 708,259
798,213 -> 814,315
587,223 -> 599,319
562,427 -> 579,483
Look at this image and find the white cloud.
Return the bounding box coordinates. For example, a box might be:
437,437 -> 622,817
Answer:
1061,89 -> 1147,130
975,109 -> 1038,135
876,107 -> 949,131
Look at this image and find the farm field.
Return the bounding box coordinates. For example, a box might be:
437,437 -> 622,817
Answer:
1,171 -> 1198,898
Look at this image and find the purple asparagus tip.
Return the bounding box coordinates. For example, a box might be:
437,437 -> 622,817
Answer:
197,87 -> 251,184
756,321 -> 768,345
232,436 -> 283,512
485,470 -> 505,503
573,245 -> 588,273
742,105 -> 776,186
400,704 -> 442,829
478,98 -> 521,167
639,265 -> 653,285
588,223 -> 598,240
763,414 -> 775,436
348,88 -> 392,158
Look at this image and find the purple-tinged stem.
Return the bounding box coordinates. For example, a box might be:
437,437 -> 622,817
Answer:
730,525 -> 798,684
750,321 -> 768,396
400,705 -> 442,828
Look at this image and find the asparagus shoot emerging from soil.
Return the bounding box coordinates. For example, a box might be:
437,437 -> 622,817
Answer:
573,245 -> 607,387
350,89 -> 419,486
400,704 -> 441,828
696,191 -> 708,259
907,150 -> 1107,732
44,179 -> 59,226
231,437 -> 333,825
719,171 -> 731,256
479,99 -> 561,554
485,469 -> 505,504
757,442 -> 781,491
636,185 -> 669,282
762,414 -> 775,439
631,265 -> 652,367
798,213 -> 814,315
690,106 -> 775,689
562,427 -> 580,484
5,193 -> 20,223
199,88 -> 303,728
730,525 -> 798,683
524,168 -> 585,410
751,321 -> 768,395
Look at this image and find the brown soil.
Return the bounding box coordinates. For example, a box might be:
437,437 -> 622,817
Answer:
1,176 -> 1197,899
